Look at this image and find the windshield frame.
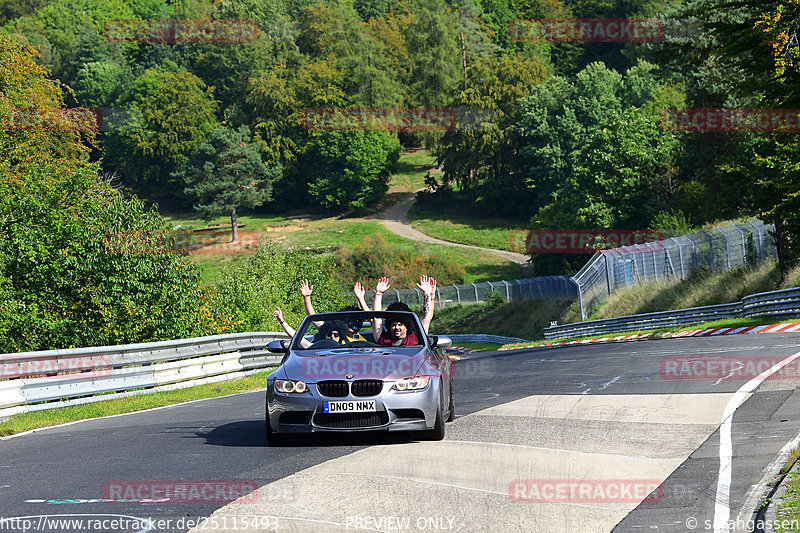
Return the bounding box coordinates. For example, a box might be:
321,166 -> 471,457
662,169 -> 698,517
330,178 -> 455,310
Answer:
290,310 -> 428,351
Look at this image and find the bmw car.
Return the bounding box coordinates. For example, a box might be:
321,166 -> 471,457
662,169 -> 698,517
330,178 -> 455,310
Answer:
264,310 -> 454,444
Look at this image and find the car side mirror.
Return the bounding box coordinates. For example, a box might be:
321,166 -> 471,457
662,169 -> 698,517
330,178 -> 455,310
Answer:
267,339 -> 289,353
429,335 -> 452,349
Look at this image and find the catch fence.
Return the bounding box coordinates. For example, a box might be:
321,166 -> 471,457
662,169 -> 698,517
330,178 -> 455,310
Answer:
362,276 -> 577,309
571,220 -> 778,320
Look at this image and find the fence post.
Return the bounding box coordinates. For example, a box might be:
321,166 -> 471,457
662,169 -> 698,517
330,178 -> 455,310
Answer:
454,285 -> 461,305
471,282 -> 479,303
701,230 -> 714,271
749,220 -> 765,261
502,280 -> 511,300
603,252 -> 612,296
415,288 -> 422,309
734,225 -> 748,267
720,228 -> 731,270
671,238 -> 685,279
436,287 -> 442,308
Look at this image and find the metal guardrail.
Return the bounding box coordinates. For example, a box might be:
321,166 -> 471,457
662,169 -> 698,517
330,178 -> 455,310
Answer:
544,287 -> 800,339
446,334 -> 531,345
0,332 -> 286,419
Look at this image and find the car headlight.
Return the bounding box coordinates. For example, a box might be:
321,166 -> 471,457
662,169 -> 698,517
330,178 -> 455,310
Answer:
275,379 -> 309,394
392,376 -> 430,391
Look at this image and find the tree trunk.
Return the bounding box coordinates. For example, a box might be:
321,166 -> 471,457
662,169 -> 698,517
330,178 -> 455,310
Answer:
231,206 -> 238,243
460,32 -> 468,80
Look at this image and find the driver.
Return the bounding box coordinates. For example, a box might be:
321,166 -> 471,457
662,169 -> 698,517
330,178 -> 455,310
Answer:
371,275 -> 436,346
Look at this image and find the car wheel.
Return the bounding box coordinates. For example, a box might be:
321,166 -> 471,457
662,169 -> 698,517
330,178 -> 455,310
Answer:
265,404 -> 285,446
446,381 -> 455,422
423,383 -> 446,441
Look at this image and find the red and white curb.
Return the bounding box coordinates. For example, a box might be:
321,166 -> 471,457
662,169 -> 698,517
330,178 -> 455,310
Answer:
498,322 -> 800,351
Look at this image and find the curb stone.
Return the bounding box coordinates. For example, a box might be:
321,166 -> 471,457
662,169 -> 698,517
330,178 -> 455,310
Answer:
498,322 -> 800,351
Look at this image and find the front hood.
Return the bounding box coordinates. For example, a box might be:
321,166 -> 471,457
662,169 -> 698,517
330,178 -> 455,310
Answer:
283,348 -> 428,381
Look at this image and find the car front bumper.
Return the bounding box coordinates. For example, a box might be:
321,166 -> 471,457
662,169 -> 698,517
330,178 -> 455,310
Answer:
266,379 -> 441,434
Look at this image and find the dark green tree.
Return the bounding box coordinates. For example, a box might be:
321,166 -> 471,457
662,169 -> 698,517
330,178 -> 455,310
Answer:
302,130 -> 401,212
177,125 -> 281,242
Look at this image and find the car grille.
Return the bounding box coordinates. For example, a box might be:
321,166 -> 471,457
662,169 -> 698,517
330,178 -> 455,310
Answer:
317,380 -> 348,397
314,412 -> 389,429
351,380 -> 383,396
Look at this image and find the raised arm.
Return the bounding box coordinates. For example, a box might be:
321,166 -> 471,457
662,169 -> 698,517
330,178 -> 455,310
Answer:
416,275 -> 437,333
371,277 -> 390,339
301,279 -> 324,328
274,306 -> 310,348
353,282 -> 370,311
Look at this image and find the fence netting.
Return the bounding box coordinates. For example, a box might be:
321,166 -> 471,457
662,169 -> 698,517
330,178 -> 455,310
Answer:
572,220 -> 778,319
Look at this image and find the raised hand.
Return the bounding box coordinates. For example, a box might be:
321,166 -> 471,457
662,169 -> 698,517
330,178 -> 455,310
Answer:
273,306 -> 284,322
353,282 -> 366,299
416,275 -> 436,297
300,278 -> 313,298
376,276 -> 390,294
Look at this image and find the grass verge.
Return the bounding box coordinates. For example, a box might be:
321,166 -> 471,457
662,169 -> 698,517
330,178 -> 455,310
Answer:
777,471 -> 800,532
0,369 -> 275,437
453,342 -> 503,352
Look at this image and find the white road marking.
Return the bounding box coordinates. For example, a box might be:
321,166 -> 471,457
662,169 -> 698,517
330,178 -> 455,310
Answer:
601,376 -> 622,390
713,349 -> 800,533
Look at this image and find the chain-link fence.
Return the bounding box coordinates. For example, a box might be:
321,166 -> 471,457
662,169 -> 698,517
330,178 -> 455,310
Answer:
572,220 -> 778,320
360,276 -> 577,310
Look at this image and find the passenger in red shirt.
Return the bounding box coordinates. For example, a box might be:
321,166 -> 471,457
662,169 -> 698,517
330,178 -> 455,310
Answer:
372,275 -> 436,346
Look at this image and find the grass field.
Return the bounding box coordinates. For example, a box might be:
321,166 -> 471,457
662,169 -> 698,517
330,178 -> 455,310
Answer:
408,203 -> 529,252
160,149 -> 524,286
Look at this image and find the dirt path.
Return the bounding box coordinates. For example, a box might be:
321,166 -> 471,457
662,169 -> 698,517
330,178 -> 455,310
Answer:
370,194 -> 531,266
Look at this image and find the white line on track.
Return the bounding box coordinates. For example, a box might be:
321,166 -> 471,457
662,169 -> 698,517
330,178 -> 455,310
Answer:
713,349 -> 800,533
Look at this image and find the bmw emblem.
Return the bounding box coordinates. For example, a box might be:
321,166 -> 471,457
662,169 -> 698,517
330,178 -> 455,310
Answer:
345,373 -> 354,379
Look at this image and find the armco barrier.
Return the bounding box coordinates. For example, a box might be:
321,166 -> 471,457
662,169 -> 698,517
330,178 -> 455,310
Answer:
0,332 -> 286,419
544,286 -> 800,339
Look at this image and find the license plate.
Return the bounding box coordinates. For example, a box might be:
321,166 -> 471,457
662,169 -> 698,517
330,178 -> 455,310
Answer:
323,400 -> 377,413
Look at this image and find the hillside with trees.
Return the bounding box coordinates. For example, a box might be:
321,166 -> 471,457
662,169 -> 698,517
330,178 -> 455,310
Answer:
2,0 -> 800,349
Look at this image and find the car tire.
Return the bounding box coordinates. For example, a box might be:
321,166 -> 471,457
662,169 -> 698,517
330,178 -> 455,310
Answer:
423,383 -> 446,441
446,381 -> 455,422
265,405 -> 285,446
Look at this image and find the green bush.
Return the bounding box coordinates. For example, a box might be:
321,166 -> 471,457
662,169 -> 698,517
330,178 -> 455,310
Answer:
334,234 -> 466,288
210,241 -> 349,332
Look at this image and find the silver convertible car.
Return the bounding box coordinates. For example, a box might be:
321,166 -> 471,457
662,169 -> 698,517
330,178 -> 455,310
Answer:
265,310 -> 454,445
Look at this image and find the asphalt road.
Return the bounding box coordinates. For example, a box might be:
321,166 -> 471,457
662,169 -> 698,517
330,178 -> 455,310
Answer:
2,333 -> 800,532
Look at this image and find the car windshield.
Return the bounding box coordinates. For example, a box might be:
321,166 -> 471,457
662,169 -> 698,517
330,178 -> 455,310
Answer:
291,311 -> 424,350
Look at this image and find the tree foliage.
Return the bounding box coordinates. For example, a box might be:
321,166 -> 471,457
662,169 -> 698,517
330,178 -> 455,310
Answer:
177,125 -> 282,240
